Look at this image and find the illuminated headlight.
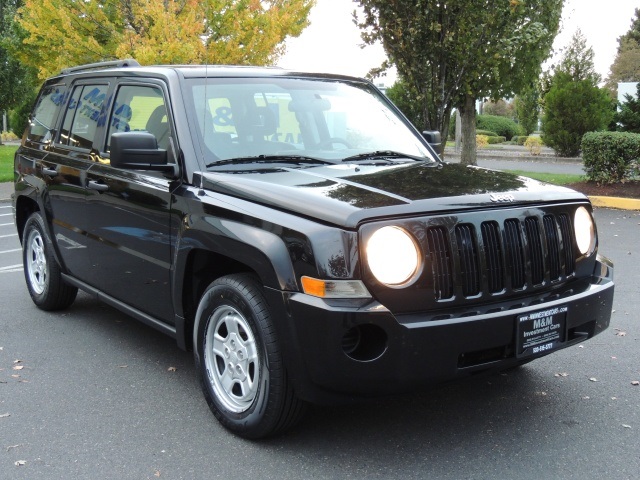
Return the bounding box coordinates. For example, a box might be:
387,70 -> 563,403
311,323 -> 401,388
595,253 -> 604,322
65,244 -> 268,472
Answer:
366,226 -> 420,285
574,206 -> 596,255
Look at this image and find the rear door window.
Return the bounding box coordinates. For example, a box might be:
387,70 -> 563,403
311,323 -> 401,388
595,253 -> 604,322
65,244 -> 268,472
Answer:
58,84 -> 108,150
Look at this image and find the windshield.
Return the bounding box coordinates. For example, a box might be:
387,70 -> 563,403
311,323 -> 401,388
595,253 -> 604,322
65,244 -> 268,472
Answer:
185,77 -> 436,166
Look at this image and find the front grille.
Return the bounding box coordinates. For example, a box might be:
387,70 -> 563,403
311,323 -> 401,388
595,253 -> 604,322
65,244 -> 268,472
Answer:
481,221 -> 504,293
427,226 -> 454,300
425,212 -> 576,300
455,224 -> 480,296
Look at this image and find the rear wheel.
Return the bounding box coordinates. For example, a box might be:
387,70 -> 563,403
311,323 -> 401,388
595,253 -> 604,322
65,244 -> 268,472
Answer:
194,273 -> 305,438
22,212 -> 77,310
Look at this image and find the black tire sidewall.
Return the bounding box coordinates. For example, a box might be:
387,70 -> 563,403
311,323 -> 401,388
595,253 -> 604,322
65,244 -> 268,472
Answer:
23,213 -> 54,305
195,276 -> 277,437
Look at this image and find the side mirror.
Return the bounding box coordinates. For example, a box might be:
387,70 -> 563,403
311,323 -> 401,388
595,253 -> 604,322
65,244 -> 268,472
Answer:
422,130 -> 442,153
110,131 -> 169,170
422,130 -> 442,146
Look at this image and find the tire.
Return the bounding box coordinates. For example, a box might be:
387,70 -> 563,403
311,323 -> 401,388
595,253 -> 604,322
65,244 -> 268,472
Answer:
22,212 -> 78,311
194,273 -> 305,439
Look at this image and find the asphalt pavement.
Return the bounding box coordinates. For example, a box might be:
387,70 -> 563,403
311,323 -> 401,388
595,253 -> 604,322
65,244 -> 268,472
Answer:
0,198 -> 639,479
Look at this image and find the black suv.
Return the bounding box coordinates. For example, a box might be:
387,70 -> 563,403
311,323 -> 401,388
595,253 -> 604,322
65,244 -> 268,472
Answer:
13,60 -> 614,438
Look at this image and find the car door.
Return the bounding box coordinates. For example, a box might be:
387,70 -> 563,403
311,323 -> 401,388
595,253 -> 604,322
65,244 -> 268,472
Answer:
32,81 -> 110,282
84,81 -> 178,323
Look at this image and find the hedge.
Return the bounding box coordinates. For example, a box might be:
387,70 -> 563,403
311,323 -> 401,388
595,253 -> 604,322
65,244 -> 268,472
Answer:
476,129 -> 499,137
486,135 -> 506,144
582,132 -> 640,184
477,115 -> 523,140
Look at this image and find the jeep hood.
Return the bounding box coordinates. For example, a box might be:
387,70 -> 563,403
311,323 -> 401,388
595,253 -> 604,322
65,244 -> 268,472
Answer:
197,162 -> 588,229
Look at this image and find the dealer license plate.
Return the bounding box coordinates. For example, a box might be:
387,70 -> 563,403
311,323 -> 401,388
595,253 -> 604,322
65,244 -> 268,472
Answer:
517,306 -> 567,357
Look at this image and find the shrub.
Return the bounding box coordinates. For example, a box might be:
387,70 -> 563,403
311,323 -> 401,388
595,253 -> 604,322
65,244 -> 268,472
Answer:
476,135 -> 489,148
1,131 -> 19,141
476,129 -> 499,137
541,74 -> 613,157
486,136 -> 506,144
582,131 -> 640,183
524,136 -> 543,155
476,115 -> 522,140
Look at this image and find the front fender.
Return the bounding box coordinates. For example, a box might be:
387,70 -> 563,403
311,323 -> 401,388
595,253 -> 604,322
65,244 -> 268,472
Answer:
174,213 -> 298,293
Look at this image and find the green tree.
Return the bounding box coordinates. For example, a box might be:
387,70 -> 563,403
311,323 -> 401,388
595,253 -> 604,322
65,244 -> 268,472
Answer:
514,84 -> 540,135
355,0 -> 562,164
482,99 -> 514,119
385,80 -> 425,129
542,74 -> 613,157
555,29 -> 601,84
605,9 -> 640,96
616,83 -> 640,133
542,30 -> 613,157
14,0 -> 314,80
0,0 -> 37,141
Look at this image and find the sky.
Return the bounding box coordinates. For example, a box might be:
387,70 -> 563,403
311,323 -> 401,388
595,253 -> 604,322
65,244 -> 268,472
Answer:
277,0 -> 639,86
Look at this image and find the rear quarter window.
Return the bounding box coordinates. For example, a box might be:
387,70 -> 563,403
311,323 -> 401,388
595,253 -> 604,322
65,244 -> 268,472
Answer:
26,85 -> 66,144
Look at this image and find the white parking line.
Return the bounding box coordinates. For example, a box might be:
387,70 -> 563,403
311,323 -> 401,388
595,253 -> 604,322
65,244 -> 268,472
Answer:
0,249 -> 21,254
0,264 -> 22,272
0,234 -> 18,238
0,213 -> 13,217
0,206 -> 11,209
0,223 -> 14,227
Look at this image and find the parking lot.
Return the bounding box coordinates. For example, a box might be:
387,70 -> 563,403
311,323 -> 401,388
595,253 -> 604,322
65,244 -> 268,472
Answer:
1,201 -> 639,480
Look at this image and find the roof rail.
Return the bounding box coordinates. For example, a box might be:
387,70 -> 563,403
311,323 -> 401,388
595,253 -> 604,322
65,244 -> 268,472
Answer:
60,59 -> 141,75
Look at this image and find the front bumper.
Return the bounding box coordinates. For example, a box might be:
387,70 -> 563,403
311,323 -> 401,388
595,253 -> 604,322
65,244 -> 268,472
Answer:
269,256 -> 614,405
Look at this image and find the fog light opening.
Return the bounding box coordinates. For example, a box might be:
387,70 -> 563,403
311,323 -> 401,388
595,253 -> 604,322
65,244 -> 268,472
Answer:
341,324 -> 388,362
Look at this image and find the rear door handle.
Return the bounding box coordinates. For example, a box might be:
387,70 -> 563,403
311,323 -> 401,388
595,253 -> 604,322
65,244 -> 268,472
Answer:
42,167 -> 58,177
88,180 -> 109,192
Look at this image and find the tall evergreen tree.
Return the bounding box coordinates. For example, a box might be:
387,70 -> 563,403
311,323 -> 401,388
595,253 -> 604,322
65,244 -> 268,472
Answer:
514,84 -> 540,135
605,8 -> 640,96
616,83 -> 640,133
542,30 -> 613,157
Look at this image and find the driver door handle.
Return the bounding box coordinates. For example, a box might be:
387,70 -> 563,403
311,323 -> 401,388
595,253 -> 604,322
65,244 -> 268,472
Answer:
88,180 -> 109,192
42,167 -> 58,177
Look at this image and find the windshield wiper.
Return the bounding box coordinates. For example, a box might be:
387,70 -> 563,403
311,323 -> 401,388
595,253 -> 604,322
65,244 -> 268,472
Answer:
341,150 -> 433,163
206,155 -> 334,168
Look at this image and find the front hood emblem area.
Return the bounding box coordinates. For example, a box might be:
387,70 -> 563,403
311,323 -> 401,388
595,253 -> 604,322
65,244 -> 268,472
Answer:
490,193 -> 515,203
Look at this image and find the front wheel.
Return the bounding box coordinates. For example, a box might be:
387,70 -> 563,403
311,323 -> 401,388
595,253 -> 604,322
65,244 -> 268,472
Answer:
22,212 -> 77,310
194,274 -> 305,438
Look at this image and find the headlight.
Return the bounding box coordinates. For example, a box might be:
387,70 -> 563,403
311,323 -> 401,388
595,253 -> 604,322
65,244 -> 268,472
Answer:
574,206 -> 596,255
366,226 -> 420,285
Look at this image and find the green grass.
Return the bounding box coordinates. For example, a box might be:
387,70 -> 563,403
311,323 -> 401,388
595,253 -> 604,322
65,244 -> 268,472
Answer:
507,170 -> 584,186
0,144 -> 18,183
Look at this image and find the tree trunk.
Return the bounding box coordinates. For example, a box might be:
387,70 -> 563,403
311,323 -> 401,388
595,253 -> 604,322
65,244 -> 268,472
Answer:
455,109 -> 462,152
459,94 -> 477,166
